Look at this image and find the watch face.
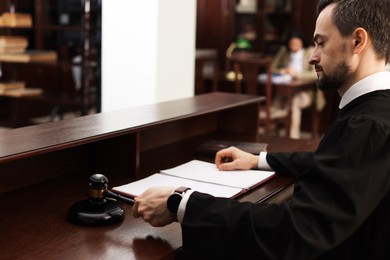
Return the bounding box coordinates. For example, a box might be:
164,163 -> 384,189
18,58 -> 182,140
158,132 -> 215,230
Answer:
167,193 -> 182,214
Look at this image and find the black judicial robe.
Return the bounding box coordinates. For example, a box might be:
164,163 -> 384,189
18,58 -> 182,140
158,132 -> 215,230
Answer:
180,90 -> 390,260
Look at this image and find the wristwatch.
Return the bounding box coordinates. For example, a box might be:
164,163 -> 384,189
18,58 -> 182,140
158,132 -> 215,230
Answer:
167,186 -> 191,220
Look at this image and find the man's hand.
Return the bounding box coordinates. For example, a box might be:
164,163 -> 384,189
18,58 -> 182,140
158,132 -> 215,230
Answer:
215,146 -> 259,171
132,186 -> 175,227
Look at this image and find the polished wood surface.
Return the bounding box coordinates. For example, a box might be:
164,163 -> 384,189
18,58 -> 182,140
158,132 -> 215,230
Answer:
0,137 -> 318,260
0,92 -> 319,259
0,173 -> 182,259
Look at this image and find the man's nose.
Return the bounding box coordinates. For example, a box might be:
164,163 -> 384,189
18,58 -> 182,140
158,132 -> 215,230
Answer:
308,51 -> 319,65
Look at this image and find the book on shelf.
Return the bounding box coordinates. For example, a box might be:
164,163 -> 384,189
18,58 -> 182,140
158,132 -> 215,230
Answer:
1,87 -> 43,97
196,139 -> 268,157
0,36 -> 28,47
0,81 -> 26,94
0,50 -> 57,63
112,159 -> 275,199
0,12 -> 33,28
0,45 -> 27,54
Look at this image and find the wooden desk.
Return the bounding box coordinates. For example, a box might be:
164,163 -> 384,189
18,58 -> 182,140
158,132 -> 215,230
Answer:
0,92 -> 318,259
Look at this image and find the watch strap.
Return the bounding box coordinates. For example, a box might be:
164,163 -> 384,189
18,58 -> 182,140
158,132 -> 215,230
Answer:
167,186 -> 191,221
174,186 -> 191,194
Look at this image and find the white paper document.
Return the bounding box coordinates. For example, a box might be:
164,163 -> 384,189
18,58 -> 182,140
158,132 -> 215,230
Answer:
112,160 -> 275,198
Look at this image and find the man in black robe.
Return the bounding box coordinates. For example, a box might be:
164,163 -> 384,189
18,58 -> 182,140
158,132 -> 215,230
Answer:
132,0 -> 390,259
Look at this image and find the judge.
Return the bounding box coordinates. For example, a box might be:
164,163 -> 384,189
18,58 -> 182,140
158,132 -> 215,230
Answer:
132,0 -> 390,259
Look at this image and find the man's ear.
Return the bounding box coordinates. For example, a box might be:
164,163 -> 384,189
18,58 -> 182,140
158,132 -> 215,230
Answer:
352,27 -> 367,54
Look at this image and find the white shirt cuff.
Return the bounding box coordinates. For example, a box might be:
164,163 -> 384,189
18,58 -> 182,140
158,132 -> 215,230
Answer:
177,189 -> 194,223
258,152 -> 272,170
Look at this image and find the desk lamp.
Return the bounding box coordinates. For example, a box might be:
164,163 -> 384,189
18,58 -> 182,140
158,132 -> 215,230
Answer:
67,174 -> 135,226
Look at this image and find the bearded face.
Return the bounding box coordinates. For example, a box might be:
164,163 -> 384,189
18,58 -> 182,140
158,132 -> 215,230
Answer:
316,61 -> 351,92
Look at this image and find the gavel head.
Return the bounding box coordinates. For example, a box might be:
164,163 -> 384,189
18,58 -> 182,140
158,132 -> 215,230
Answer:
88,174 -> 108,204
67,173 -> 125,226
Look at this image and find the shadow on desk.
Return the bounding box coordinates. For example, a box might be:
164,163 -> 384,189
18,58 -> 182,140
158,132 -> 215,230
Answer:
133,236 -> 176,259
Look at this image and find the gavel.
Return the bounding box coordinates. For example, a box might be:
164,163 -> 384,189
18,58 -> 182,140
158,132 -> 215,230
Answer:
67,174 -> 135,226
88,173 -> 135,206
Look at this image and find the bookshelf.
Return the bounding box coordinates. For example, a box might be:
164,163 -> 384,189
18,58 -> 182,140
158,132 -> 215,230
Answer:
233,0 -> 302,54
0,0 -> 101,127
196,0 -> 318,71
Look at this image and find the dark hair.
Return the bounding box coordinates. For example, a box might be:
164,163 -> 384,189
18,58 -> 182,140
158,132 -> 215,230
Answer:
317,0 -> 390,62
285,30 -> 309,50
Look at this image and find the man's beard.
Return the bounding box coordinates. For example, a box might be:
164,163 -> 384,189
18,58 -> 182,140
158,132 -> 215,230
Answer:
317,62 -> 350,92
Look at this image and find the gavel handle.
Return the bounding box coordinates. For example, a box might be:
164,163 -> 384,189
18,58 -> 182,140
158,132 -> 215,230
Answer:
104,190 -> 135,206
